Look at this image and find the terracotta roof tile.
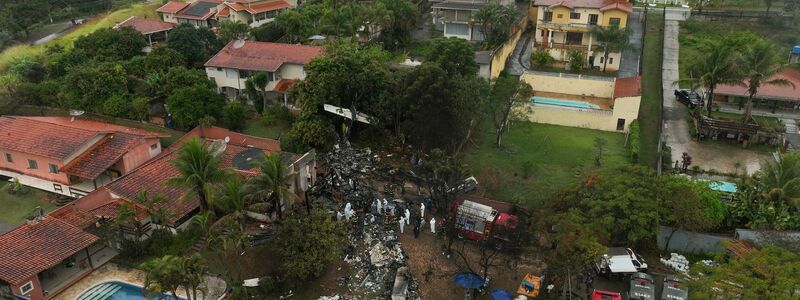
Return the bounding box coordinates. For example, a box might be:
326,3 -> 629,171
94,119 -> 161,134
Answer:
204,41 -> 323,72
60,133 -> 145,179
272,79 -> 297,92
614,76 -> 642,98
0,116 -> 101,160
242,1 -> 290,14
16,116 -> 165,138
716,68 -> 800,101
114,16 -> 176,34
157,1 -> 190,13
0,217 -> 99,284
103,127 -> 283,225
49,205 -> 97,229
216,6 -> 231,17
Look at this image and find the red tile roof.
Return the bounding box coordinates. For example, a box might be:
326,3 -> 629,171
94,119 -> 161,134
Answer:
49,205 -> 96,229
60,133 -> 147,179
114,16 -> 176,34
204,40 -> 323,72
534,0 -> 632,12
716,68 -> 800,102
0,116 -> 102,160
614,76 -> 642,98
16,116 -> 166,138
272,79 -> 297,93
242,1 -> 291,14
216,6 -> 231,17
157,1 -> 190,13
103,126 -> 283,225
0,217 -> 99,284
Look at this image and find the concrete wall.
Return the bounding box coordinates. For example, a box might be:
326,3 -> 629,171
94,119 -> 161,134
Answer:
489,18 -> 526,79
10,276 -> 43,300
161,13 -> 177,24
524,105 -> 619,131
658,225 -> 731,254
120,138 -> 161,174
612,96 -> 641,131
521,72 -> 615,98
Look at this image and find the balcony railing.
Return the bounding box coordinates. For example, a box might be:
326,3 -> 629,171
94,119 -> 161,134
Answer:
536,42 -> 588,51
538,20 -> 595,31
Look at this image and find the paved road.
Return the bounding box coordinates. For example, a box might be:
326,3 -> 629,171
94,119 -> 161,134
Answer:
661,11 -> 770,175
618,8 -> 644,78
506,33 -> 532,76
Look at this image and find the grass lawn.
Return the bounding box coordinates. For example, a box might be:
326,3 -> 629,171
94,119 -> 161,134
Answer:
638,13 -> 664,169
0,2 -> 161,71
243,118 -> 290,140
461,122 -> 630,205
0,181 -> 56,227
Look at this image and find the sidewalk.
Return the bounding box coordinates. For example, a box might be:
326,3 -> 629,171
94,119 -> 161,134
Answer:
618,8 -> 644,78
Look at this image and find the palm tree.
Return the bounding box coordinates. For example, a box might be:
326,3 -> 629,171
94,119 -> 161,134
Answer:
755,152 -> 800,209
740,41 -> 796,123
676,42 -> 742,117
141,255 -> 183,299
244,72 -> 272,113
589,26 -> 634,72
177,254 -> 207,300
168,137 -> 229,213
248,153 -> 296,220
212,177 -> 252,226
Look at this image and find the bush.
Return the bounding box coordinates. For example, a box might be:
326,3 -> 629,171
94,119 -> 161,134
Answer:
531,50 -> 555,67
567,50 -> 585,72
264,104 -> 294,124
129,97 -> 150,121
628,120 -> 640,162
102,94 -> 129,118
222,101 -> 247,132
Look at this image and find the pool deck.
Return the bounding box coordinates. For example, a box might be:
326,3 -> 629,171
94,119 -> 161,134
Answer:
52,263 -> 227,300
534,91 -> 613,110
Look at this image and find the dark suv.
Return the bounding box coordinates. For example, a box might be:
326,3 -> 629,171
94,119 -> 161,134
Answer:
674,89 -> 703,109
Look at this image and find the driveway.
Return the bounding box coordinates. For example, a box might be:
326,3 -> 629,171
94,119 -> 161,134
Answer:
618,8 -> 644,78
661,12 -> 770,175
506,33 -> 532,76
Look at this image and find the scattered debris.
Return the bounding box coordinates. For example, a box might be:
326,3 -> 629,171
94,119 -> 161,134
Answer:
661,253 -> 690,274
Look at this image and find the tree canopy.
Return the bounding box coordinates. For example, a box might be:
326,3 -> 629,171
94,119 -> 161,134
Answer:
73,27 -> 147,61
689,246 -> 800,299
167,24 -> 223,66
273,209 -> 348,280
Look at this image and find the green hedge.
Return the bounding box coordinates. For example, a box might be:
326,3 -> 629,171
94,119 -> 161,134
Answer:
628,120 -> 640,162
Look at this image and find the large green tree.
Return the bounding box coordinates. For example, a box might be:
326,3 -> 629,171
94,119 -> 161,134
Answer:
273,209 -> 347,280
167,24 -> 223,66
396,63 -> 489,153
144,47 -> 186,74
424,37 -> 478,77
62,62 -> 128,111
375,0 -> 418,50
275,9 -> 311,43
490,75 -> 533,148
473,4 -> 519,50
217,20 -> 251,44
732,152 -> 800,230
73,27 -> 147,61
661,176 -> 726,250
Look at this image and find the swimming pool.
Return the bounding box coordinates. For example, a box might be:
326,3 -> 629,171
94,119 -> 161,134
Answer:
530,96 -> 600,109
707,180 -> 737,193
77,281 -> 184,300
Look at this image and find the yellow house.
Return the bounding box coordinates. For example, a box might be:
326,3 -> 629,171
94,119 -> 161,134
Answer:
530,0 -> 632,72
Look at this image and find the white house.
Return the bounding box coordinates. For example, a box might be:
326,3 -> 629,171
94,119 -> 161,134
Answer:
204,40 -> 323,103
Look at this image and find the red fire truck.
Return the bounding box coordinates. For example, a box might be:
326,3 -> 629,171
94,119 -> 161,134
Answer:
450,195 -> 520,248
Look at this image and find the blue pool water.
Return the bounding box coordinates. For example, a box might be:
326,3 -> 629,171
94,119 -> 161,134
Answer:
530,96 -> 600,109
78,281 -> 184,300
708,181 -> 738,193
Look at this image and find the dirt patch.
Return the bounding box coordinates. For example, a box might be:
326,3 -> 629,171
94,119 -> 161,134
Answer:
399,231 -> 544,299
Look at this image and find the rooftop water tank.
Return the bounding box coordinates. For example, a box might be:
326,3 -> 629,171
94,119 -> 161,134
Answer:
793,45 -> 800,55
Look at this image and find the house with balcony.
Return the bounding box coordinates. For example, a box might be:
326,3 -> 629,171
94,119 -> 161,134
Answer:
157,0 -> 296,28
531,0 -> 632,72
431,0 -> 514,41
204,40 -> 323,103
0,116 -> 165,198
72,126 -> 318,232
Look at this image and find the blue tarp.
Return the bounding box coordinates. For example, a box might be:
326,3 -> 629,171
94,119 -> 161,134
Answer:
453,272 -> 485,289
793,45 -> 800,55
491,288 -> 514,300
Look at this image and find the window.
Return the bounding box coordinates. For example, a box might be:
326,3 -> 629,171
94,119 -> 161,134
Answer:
48,164 -> 58,174
600,57 -> 605,63
616,118 -> 625,131
609,57 -> 614,64
27,159 -> 38,169
609,17 -> 621,27
150,143 -> 159,150
4,153 -> 11,163
19,282 -> 33,295
543,11 -> 553,21
589,14 -> 599,25
570,12 -> 580,19
557,14 -> 564,19
216,67 -> 222,71
239,70 -> 253,79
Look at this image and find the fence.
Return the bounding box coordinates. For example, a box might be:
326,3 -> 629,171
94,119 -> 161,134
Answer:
691,9 -> 792,21
656,7 -> 666,174
488,17 -> 527,79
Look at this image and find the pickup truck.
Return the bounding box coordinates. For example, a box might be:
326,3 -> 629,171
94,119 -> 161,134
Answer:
595,247 -> 648,276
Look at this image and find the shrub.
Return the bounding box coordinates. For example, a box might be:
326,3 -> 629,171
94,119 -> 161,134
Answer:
264,104 -> 294,124
222,101 -> 247,132
129,97 -> 150,121
567,50 -> 586,72
531,50 -> 555,67
627,120 -> 640,162
102,94 -> 129,118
